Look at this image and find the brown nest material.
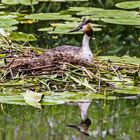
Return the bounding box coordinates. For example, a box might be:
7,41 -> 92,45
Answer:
3,48 -> 97,77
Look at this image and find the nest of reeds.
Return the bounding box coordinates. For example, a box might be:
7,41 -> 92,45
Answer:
0,36 -> 139,93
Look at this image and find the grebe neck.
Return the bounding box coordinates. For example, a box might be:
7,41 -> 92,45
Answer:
80,33 -> 93,63
82,34 -> 90,50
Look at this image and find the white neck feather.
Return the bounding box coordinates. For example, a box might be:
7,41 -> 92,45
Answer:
82,34 -> 90,50
80,34 -> 93,63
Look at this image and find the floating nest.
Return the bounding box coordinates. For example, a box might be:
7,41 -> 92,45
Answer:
0,36 -> 140,93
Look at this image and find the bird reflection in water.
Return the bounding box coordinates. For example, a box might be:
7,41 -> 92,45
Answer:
67,102 -> 91,138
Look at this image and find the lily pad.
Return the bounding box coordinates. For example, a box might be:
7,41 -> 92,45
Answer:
39,0 -> 87,1
101,18 -> 140,26
68,7 -> 104,12
0,14 -> 17,19
0,95 -> 26,105
9,32 -> 37,42
20,0 -> 38,5
43,91 -> 117,102
38,22 -> 102,34
2,0 -> 19,5
0,18 -> 18,28
99,56 -> 140,65
115,1 -> 140,10
0,91 -> 117,106
77,9 -> 138,19
2,0 -> 38,5
25,13 -> 72,20
68,7 -> 138,19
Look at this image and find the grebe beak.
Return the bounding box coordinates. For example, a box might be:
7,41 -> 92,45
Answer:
68,18 -> 92,33
69,25 -> 82,33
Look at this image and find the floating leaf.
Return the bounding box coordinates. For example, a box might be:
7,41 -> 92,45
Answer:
42,99 -> 65,105
101,18 -> 140,26
68,7 -> 140,26
0,18 -> 18,28
115,1 -> 140,10
23,90 -> 43,109
9,32 -> 37,42
0,14 -> 17,19
77,9 -> 138,19
38,22 -> 102,34
68,7 -> 104,12
39,0 -> 87,1
20,0 -> 38,5
0,91 -> 118,106
2,0 -> 19,5
39,27 -> 101,34
25,13 -> 71,20
1,0 -> 38,5
42,91 -> 116,102
99,56 -> 140,65
0,95 -> 26,105
68,7 -> 138,18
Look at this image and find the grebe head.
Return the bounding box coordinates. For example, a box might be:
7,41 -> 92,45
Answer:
69,18 -> 93,37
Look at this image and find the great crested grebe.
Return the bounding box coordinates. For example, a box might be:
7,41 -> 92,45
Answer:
7,19 -> 94,70
39,18 -> 94,65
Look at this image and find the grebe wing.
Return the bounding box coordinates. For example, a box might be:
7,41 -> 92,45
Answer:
48,45 -> 80,52
39,45 -> 81,62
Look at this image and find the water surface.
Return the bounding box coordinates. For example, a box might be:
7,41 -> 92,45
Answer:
0,99 -> 140,140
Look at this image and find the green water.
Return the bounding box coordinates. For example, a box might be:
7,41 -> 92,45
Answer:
0,99 -> 140,140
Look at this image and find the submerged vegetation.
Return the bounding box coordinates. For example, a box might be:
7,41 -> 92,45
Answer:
0,0 -> 140,106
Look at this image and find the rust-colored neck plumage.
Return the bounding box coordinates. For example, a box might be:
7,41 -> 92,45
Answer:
83,23 -> 93,37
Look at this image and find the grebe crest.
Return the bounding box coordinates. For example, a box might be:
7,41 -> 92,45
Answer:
70,18 -> 93,37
